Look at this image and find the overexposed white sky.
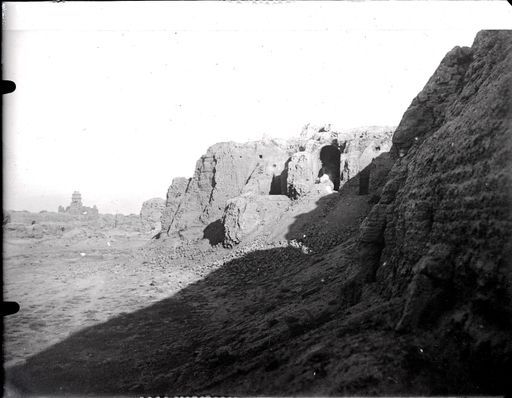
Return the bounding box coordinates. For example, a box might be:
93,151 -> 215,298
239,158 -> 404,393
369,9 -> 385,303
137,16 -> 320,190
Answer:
3,1 -> 512,214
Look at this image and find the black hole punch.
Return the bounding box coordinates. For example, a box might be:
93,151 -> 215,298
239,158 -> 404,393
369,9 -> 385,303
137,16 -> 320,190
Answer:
2,301 -> 20,316
2,80 -> 16,95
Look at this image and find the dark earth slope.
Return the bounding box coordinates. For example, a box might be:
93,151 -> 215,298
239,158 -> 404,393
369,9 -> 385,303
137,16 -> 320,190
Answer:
358,29 -> 512,394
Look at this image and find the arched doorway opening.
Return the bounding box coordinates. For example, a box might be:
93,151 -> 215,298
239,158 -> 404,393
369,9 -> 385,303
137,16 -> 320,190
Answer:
319,145 -> 341,190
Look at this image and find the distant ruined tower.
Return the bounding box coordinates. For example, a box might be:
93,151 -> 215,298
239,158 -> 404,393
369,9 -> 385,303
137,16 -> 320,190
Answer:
71,191 -> 82,206
68,191 -> 83,215
58,191 -> 99,217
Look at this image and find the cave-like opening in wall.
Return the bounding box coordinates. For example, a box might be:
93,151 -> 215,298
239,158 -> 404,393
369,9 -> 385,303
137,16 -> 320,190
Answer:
269,163 -> 284,195
319,145 -> 341,190
269,175 -> 282,195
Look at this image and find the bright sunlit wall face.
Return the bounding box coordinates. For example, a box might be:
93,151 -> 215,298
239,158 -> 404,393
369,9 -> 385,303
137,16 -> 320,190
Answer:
3,1 -> 511,214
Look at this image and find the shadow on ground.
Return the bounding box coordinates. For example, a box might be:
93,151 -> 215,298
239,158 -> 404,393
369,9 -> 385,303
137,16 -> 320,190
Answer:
5,245 -> 382,395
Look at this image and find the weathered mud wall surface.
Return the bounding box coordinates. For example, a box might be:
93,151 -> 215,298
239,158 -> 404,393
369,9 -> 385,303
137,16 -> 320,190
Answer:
4,210 -> 145,239
358,30 -> 512,392
161,127 -> 393,242
161,140 -> 296,240
140,198 -> 165,232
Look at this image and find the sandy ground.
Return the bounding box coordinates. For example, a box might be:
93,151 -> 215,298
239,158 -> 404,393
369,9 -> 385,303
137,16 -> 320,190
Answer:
3,234 -> 207,368
5,236 -> 411,396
